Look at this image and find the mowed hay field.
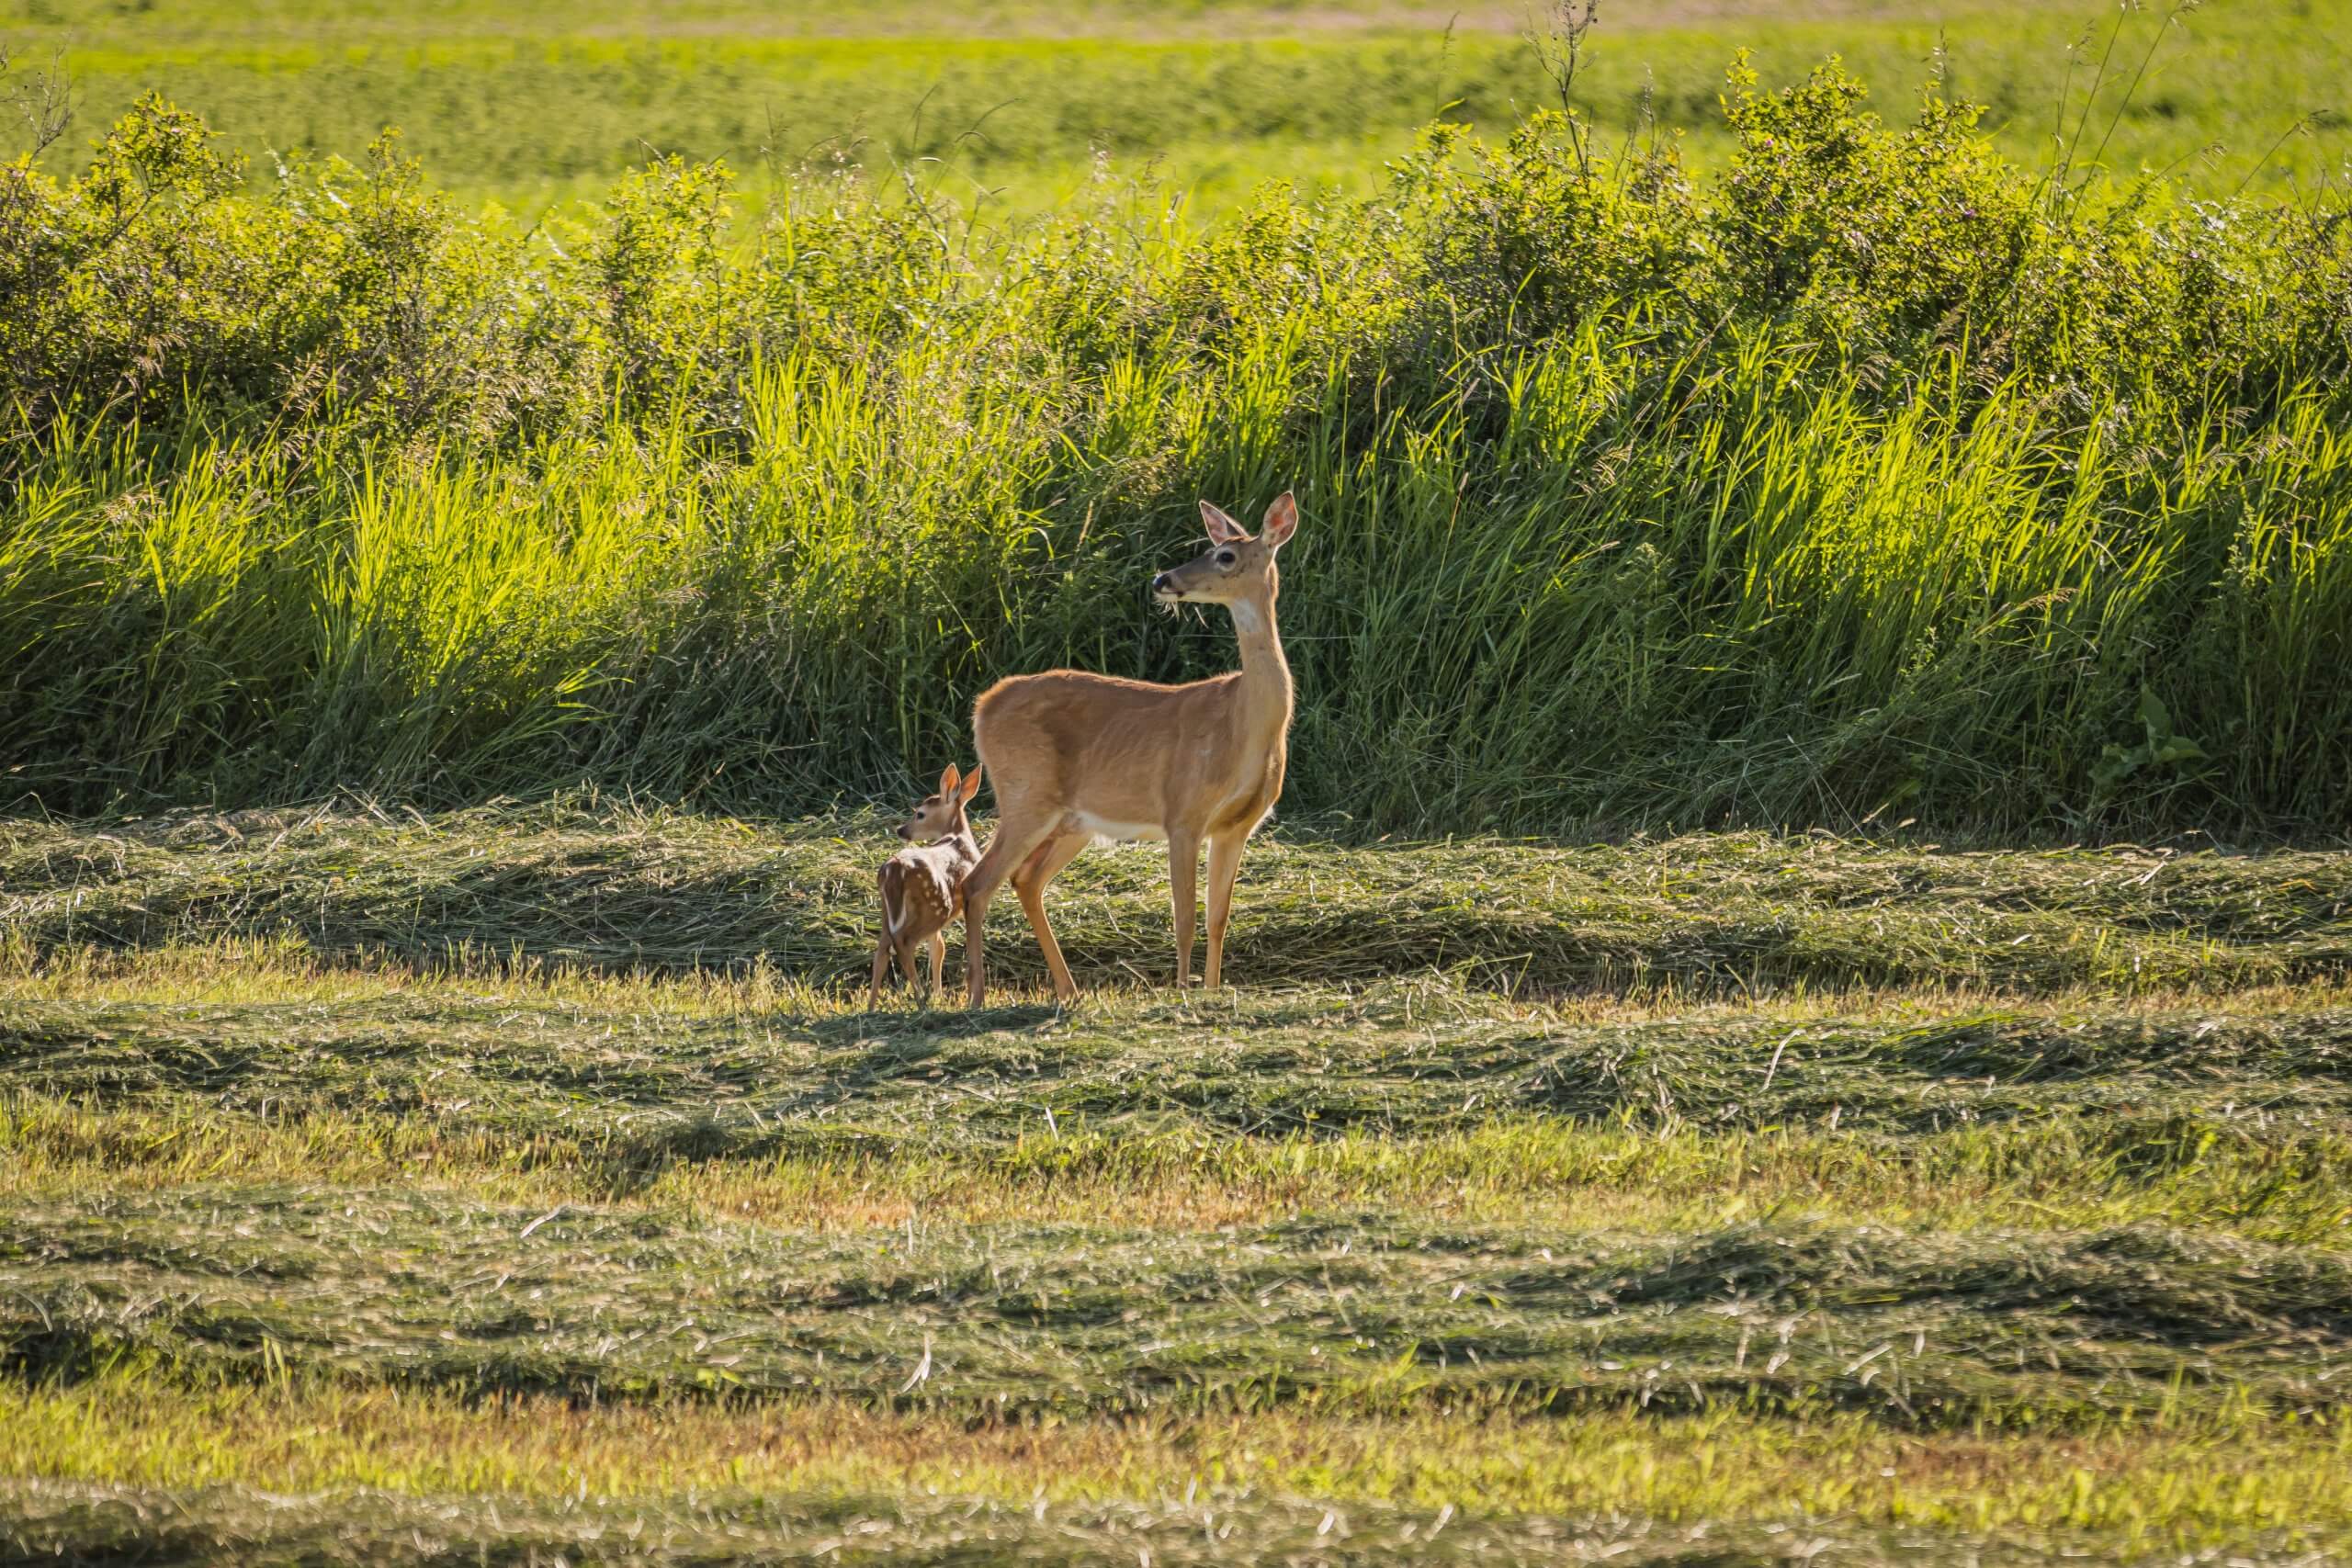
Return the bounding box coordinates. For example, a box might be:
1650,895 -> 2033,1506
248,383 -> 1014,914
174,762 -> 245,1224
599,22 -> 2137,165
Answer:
6,0 -> 2352,1561
4,807 -> 2352,1562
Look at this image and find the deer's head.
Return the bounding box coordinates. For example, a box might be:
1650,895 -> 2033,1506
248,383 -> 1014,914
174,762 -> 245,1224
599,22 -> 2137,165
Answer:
897,763 -> 981,841
1151,492 -> 1298,623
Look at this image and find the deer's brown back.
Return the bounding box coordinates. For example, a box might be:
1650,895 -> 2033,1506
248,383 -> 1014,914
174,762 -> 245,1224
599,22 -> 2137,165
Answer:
974,668 -> 1244,829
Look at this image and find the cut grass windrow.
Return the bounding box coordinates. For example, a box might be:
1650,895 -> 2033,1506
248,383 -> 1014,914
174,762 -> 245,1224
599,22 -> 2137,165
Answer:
6,1190 -> 2348,1432
8,983 -> 2350,1144
6,976 -> 2352,1240
9,1093 -> 2352,1244
8,1474 -> 2331,1568
10,1382 -> 2352,1555
6,815 -> 2350,995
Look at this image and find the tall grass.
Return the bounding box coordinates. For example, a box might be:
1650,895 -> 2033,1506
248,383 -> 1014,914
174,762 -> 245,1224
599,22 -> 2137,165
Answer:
4,57 -> 2350,833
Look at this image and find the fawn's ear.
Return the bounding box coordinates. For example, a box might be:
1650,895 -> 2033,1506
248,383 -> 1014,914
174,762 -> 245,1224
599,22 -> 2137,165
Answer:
957,763 -> 983,803
1261,491 -> 1298,549
1201,500 -> 1247,546
937,763 -> 961,799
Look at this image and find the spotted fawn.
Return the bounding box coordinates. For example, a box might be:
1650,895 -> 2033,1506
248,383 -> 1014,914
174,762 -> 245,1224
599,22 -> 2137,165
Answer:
869,762 -> 983,1007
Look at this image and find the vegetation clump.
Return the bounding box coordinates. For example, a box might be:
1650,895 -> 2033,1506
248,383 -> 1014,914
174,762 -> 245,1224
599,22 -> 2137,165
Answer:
3,53 -> 2348,833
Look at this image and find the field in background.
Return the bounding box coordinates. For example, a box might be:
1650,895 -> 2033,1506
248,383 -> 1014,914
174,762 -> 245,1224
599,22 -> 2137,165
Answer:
4,807 -> 2352,1562
8,0 -> 2351,220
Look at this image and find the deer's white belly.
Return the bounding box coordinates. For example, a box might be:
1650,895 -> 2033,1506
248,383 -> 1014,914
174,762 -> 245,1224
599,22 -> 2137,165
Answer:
1072,811 -> 1166,843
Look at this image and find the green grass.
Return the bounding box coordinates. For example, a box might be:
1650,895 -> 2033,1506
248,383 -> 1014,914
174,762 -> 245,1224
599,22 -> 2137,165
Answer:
7,958 -> 2352,1244
11,182 -> 2352,833
7,808 -> 2350,991
9,17 -> 2352,833
8,1190 -> 2352,1436
6,1378 -> 2349,1546
10,1454 -> 2344,1566
5,812 -> 2352,1559
11,0 -> 2350,217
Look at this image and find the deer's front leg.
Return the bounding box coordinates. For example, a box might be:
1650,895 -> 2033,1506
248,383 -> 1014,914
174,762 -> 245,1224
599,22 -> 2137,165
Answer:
1168,829 -> 1200,987
1204,834 -> 1245,990
964,816 -> 1056,1008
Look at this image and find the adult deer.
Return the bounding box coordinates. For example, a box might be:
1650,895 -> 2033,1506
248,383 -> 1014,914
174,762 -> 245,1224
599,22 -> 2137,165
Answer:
964,491 -> 1300,1007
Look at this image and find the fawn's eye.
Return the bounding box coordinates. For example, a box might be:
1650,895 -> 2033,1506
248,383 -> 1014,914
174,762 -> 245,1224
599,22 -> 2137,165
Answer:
1216,550 -> 1237,566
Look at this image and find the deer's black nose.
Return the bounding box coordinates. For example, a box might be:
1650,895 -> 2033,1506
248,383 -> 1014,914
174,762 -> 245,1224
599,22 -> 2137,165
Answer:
1152,572 -> 1175,596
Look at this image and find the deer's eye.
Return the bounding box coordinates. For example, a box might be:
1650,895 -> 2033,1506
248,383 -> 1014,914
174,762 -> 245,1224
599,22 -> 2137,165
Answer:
1216,550 -> 1237,567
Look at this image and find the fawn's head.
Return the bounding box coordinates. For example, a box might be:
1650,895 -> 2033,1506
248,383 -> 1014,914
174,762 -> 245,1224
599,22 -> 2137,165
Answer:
1151,492 -> 1298,622
898,763 -> 982,841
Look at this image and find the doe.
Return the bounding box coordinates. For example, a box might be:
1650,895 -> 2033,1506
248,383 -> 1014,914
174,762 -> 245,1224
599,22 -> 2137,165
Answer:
964,491 -> 1300,1006
869,763 -> 984,1008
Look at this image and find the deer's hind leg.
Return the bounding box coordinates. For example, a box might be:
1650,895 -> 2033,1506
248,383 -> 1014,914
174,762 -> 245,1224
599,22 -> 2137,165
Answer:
1014,831 -> 1089,1003
895,931 -> 925,1002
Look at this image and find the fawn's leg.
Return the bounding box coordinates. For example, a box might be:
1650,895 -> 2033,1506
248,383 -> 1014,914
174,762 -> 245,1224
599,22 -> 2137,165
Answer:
1204,834 -> 1245,990
895,935 -> 923,1001
926,931 -> 947,1002
869,869 -> 901,1010
1168,829 -> 1201,987
1014,832 -> 1088,1002
964,815 -> 1059,1007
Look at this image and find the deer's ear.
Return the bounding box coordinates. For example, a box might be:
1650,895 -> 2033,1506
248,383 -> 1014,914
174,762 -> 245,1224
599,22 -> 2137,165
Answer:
958,764 -> 983,803
937,764 -> 961,798
1262,491 -> 1298,548
1201,500 -> 1247,546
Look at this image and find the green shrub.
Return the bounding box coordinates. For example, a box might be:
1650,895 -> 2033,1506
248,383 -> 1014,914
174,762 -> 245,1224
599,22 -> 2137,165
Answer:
2,62 -> 2348,834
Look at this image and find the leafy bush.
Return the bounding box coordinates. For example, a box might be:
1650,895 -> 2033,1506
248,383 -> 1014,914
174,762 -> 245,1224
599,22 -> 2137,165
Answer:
3,60 -> 2348,834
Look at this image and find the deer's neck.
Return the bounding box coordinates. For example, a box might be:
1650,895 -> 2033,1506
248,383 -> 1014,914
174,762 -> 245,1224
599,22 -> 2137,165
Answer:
945,824 -> 980,871
1227,591 -> 1293,758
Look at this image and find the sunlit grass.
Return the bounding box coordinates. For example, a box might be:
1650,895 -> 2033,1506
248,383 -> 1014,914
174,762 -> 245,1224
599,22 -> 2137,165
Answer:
4,819 -> 2350,1242
8,1378 -> 2350,1551
10,1093 -> 2352,1242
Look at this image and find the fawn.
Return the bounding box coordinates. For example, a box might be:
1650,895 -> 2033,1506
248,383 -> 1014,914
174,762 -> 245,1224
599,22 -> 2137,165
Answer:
869,763 -> 984,1008
964,491 -> 1299,1006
